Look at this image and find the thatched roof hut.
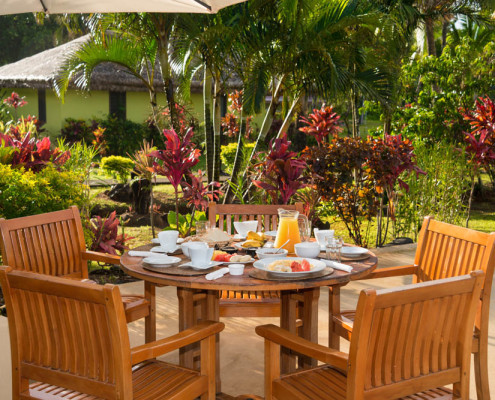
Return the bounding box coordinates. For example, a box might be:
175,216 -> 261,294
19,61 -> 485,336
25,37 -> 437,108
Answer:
0,35 -> 241,93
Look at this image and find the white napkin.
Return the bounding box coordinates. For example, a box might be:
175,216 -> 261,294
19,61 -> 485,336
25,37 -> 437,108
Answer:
322,259 -> 353,273
129,251 -> 165,258
205,267 -> 229,280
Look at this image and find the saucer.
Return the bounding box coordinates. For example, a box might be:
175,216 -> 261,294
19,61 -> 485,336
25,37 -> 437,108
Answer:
151,245 -> 179,253
152,237 -> 185,245
180,261 -> 224,270
143,256 -> 181,266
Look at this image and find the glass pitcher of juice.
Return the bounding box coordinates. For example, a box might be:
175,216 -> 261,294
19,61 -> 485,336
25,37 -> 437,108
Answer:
274,209 -> 308,253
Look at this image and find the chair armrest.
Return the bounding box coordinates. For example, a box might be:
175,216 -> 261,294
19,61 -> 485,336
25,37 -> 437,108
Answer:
255,324 -> 348,371
82,250 -> 121,265
360,264 -> 418,280
131,321 -> 225,365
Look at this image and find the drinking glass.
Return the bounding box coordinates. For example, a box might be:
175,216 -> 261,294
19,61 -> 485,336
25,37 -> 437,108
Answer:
326,236 -> 343,262
195,220 -> 210,236
298,218 -> 311,242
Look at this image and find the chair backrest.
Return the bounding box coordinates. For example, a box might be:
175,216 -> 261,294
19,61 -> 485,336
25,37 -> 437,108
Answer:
0,266 -> 132,399
0,206 -> 87,279
347,271 -> 484,400
208,202 -> 305,235
414,217 -> 495,336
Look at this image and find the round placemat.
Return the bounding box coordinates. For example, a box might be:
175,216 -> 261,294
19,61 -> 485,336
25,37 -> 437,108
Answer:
143,263 -> 215,276
249,267 -> 334,281
319,251 -> 370,262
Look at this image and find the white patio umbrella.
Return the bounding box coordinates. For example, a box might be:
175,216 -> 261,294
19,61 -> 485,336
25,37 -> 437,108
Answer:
0,0 -> 247,15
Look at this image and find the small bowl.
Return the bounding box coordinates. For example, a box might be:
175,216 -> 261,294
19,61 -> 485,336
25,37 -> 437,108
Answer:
294,242 -> 321,258
228,263 -> 245,276
245,247 -> 259,257
234,220 -> 259,237
220,246 -> 237,254
256,248 -> 289,259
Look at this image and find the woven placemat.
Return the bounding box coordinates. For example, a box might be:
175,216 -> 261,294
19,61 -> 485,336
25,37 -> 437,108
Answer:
249,267 -> 334,281
319,252 -> 370,262
143,263 -> 216,276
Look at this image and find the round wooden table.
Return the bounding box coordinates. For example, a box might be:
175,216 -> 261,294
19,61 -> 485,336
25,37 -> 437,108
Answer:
121,244 -> 377,394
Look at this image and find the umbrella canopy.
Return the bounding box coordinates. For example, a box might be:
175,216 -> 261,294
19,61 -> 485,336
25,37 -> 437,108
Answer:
0,0 -> 246,15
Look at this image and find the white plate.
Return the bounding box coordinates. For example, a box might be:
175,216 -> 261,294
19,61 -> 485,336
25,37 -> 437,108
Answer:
253,257 -> 326,276
152,237 -> 185,245
234,241 -> 273,250
143,256 -> 181,266
340,246 -> 368,257
264,230 -> 277,237
224,257 -> 255,264
151,245 -> 180,253
180,261 -> 224,270
233,234 -> 246,240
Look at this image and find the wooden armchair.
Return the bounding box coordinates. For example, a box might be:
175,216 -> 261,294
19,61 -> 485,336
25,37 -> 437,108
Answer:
208,202 -> 305,318
257,271 -> 484,400
0,206 -> 150,325
0,266 -> 224,400
329,216 -> 495,400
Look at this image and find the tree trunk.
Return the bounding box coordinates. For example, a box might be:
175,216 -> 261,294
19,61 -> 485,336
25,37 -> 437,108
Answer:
241,77 -> 284,182
148,89 -> 162,134
425,17 -> 436,56
212,74 -> 222,182
203,66 -> 215,184
441,19 -> 449,50
383,111 -> 392,137
224,110 -> 247,203
350,89 -> 360,138
466,173 -> 476,228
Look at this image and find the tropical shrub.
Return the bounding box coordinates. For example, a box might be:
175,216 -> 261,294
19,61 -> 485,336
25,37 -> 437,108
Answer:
299,104 -> 342,145
306,137 -> 378,246
0,132 -> 70,172
100,156 -> 135,183
60,118 -> 95,145
394,140 -> 471,239
220,142 -> 255,174
88,211 -> 132,255
0,163 -> 85,219
251,134 -> 307,205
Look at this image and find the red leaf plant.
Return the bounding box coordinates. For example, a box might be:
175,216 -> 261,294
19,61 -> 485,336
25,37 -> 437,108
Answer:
0,132 -> 70,172
299,104 -> 342,145
182,170 -> 222,212
463,96 -> 495,138
89,211 -> 133,255
148,128 -> 201,227
221,90 -> 253,138
252,133 -> 307,204
3,92 -> 27,109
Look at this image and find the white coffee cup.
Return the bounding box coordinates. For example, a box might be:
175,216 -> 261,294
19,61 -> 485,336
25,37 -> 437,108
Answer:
314,229 -> 334,247
189,243 -> 214,267
158,230 -> 179,252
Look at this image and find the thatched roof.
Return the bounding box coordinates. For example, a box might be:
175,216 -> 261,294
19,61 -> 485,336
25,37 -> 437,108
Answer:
0,35 -> 242,93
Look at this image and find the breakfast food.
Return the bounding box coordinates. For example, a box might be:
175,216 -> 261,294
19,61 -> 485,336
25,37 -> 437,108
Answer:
203,228 -> 231,242
267,259 -> 313,272
241,231 -> 268,248
212,251 -> 252,263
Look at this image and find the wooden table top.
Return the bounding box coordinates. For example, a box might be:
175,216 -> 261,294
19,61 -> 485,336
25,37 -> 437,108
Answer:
121,244 -> 378,291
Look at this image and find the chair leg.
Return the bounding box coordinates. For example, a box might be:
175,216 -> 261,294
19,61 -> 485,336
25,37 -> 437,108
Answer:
144,281 -> 156,343
200,335 -> 216,400
474,329 -> 490,400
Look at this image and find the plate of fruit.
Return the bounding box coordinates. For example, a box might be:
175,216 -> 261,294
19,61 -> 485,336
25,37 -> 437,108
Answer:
253,257 -> 326,277
211,250 -> 254,264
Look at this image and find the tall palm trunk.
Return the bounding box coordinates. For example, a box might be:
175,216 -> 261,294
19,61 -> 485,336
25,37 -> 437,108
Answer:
213,74 -> 223,182
203,66 -> 215,184
148,88 -> 162,134
425,17 -> 436,56
224,110 -> 247,203
350,88 -> 360,138
241,77 -> 284,182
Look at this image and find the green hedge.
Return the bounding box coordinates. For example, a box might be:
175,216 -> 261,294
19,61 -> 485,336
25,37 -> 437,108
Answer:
0,164 -> 85,219
220,142 -> 255,174
101,156 -> 135,183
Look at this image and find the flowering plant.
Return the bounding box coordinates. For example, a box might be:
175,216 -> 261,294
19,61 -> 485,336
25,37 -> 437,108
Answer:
89,211 -> 133,255
299,105 -> 342,145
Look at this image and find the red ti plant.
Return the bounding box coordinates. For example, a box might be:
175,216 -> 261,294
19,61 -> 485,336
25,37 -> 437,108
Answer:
462,96 -> 495,227
3,92 -> 27,109
0,132 -> 70,172
221,90 -> 253,139
148,128 -> 200,228
252,134 -> 307,204
299,105 -> 342,146
89,211 -> 133,255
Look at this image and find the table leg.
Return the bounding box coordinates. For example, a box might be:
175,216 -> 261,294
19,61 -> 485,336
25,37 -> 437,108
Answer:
144,281 -> 156,343
206,290 -> 221,392
329,284 -> 342,350
298,288 -> 320,369
177,287 -> 195,369
280,291 -> 298,374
